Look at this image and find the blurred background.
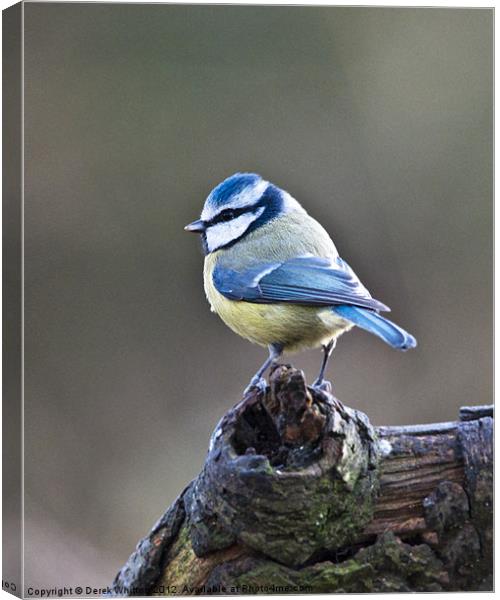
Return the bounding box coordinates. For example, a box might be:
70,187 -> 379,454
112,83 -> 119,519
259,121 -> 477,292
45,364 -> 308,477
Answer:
20,3 -> 492,592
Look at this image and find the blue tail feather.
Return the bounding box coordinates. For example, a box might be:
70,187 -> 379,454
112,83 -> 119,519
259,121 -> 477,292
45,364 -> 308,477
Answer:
333,305 -> 417,350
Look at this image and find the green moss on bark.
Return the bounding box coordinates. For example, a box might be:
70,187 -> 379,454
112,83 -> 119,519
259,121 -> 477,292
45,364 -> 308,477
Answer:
206,533 -> 448,593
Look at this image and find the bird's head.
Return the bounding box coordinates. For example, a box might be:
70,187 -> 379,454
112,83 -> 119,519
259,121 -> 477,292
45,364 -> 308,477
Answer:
185,172 -> 305,254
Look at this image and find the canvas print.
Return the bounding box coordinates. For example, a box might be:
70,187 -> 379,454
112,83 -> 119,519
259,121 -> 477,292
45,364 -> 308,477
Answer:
3,2 -> 493,596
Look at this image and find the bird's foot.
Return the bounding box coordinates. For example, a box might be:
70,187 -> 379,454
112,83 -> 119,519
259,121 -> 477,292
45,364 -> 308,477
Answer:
243,375 -> 268,397
311,378 -> 333,394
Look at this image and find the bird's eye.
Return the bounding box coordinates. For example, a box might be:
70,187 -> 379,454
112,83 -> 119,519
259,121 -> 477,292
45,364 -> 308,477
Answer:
220,210 -> 235,222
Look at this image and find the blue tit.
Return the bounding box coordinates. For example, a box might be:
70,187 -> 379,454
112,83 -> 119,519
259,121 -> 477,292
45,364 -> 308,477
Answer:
185,173 -> 416,394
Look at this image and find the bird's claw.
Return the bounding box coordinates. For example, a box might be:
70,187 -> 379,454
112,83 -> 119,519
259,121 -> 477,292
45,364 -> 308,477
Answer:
243,376 -> 267,397
312,379 -> 333,394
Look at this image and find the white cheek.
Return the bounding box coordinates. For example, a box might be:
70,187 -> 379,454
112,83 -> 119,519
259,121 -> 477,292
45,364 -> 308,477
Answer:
206,207 -> 265,252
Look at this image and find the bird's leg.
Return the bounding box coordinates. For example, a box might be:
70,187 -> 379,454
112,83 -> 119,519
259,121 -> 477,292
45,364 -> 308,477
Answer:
244,343 -> 284,396
312,338 -> 336,391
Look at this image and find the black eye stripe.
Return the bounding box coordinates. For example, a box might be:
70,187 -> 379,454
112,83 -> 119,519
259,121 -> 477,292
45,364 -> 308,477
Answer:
219,209 -> 236,222
209,206 -> 252,225
207,197 -> 269,228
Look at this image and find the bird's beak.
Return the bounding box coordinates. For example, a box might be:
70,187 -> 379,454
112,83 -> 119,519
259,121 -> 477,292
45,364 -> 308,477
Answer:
184,219 -> 206,233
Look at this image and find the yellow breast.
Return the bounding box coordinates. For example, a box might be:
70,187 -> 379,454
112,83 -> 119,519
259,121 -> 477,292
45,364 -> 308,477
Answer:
202,213 -> 353,352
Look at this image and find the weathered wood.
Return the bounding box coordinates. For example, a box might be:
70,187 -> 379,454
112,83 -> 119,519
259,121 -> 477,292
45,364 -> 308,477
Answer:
184,365 -> 379,567
459,405 -> 493,422
110,366 -> 493,595
362,422 -> 463,540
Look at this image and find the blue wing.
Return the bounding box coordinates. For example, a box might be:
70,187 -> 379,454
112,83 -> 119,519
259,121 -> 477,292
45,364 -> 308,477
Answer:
213,255 -> 390,312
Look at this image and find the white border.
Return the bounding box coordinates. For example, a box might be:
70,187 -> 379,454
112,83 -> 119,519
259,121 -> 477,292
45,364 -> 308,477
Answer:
0,2 -> 495,600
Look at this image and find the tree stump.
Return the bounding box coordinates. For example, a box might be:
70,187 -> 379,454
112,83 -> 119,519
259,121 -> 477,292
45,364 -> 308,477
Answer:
109,365 -> 493,594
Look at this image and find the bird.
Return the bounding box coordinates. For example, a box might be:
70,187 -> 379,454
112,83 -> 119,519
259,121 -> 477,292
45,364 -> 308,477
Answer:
185,173 -> 416,395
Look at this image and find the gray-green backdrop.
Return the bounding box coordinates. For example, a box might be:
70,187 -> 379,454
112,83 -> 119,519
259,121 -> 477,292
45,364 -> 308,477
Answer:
21,3 -> 492,591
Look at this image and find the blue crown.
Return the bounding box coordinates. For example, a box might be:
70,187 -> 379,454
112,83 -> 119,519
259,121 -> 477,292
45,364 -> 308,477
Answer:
207,173 -> 263,209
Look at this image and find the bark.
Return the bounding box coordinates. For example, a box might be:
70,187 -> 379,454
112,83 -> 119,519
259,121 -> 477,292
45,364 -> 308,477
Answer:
110,365 -> 493,595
